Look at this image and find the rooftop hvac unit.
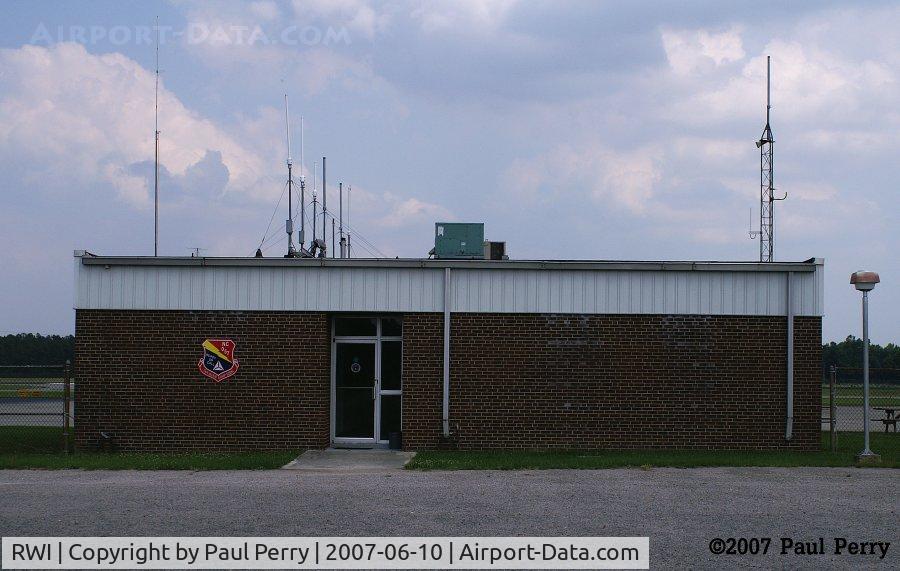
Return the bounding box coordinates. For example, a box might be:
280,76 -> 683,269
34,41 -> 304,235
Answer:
433,222 -> 484,259
483,241 -> 507,260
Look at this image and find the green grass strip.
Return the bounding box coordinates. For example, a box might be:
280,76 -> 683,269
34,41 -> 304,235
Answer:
406,433 -> 899,471
0,427 -> 298,469
2,429 -> 896,471
0,451 -> 298,470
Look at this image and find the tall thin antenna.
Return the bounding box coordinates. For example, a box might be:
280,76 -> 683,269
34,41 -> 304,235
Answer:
331,218 -> 335,258
299,116 -> 305,248
339,182 -> 346,258
284,94 -> 296,257
766,55 -> 771,125
321,156 -> 327,244
154,16 -> 160,257
752,55 -> 786,262
347,184 -> 351,258
311,162 -> 318,251
312,190 -> 318,248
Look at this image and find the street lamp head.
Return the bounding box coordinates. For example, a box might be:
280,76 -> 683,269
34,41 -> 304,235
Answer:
850,270 -> 880,292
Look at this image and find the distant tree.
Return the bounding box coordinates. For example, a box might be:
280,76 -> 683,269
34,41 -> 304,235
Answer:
822,335 -> 900,370
821,335 -> 900,383
0,333 -> 75,366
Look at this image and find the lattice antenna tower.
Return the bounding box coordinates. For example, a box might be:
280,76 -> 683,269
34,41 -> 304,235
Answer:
750,55 -> 786,261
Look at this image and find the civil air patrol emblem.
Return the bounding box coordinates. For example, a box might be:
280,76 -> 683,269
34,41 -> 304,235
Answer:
198,339 -> 240,382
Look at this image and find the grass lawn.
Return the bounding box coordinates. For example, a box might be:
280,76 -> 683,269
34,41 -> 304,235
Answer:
0,427 -> 297,470
821,384 -> 900,407
0,451 -> 299,470
0,390 -> 65,398
406,432 -> 899,471
3,428 -> 897,471
0,426 -> 68,454
0,378 -> 70,398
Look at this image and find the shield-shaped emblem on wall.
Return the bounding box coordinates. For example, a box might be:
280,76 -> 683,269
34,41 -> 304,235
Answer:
198,339 -> 240,382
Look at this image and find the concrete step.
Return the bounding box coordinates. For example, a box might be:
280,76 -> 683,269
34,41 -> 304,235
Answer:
282,449 -> 415,473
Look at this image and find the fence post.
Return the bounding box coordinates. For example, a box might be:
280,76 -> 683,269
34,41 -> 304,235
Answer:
829,365 -> 836,452
64,360 -> 71,454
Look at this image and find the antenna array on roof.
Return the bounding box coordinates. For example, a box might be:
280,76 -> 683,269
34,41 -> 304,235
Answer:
253,98 -> 382,259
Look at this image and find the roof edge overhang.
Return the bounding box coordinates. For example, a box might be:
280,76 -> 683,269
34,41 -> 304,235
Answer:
75,251 -> 822,273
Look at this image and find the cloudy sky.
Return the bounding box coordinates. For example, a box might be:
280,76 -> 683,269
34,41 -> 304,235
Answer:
1,0 -> 897,342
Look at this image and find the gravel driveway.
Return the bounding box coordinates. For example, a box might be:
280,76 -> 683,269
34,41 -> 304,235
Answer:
1,467 -> 896,569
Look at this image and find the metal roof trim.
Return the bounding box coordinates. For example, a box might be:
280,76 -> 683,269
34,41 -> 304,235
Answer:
75,252 -> 820,273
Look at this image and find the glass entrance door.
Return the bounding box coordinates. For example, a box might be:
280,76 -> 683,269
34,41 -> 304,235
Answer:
334,342 -> 376,440
332,316 -> 403,447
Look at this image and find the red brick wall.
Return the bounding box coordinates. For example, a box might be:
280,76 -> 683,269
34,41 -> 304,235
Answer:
74,310 -> 330,452
402,313 -> 821,451
401,314 -> 445,450
76,310 -> 821,452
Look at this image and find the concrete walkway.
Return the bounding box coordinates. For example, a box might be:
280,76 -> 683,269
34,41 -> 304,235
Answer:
281,449 -> 415,473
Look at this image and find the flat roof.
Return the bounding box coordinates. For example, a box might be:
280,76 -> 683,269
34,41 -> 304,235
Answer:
75,251 -> 822,273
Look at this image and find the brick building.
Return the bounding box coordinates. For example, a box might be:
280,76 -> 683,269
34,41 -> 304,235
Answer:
73,251 -> 823,452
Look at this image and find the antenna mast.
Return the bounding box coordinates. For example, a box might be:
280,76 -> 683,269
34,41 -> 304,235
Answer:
339,182 -> 346,258
154,16 -> 160,256
284,94 -> 296,257
312,162 -> 318,246
753,55 -> 786,262
347,184 -> 351,258
299,116 -> 306,251
322,156 -> 327,245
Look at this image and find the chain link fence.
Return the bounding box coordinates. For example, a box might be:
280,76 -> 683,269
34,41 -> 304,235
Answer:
0,363 -> 73,453
2,360 -> 896,456
822,366 -> 899,455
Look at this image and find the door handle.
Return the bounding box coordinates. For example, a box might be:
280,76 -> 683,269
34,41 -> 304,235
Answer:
373,379 -> 378,400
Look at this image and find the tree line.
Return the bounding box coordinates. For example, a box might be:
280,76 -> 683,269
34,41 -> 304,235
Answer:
0,334 -> 75,366
1,332 -> 898,370
822,336 -> 900,370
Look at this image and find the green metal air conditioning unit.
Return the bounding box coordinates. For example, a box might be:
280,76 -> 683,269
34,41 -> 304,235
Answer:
432,222 -> 484,259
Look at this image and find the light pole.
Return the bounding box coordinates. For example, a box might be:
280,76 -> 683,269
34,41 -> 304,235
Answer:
850,270 -> 880,464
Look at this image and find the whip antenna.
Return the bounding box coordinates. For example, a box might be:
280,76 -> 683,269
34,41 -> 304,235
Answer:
284,94 -> 296,257
299,116 -> 305,248
154,16 -> 160,256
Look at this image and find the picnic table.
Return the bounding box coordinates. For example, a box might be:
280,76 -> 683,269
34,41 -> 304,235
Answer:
873,407 -> 897,432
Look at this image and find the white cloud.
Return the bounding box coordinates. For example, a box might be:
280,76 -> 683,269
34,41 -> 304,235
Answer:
291,0 -> 391,39
378,195 -> 453,228
507,144 -> 661,214
328,184 -> 453,231
796,128 -> 898,153
102,164 -> 149,207
670,137 -> 747,163
179,0 -> 380,96
410,0 -> 518,34
0,43 -> 270,206
249,1 -> 280,21
661,26 -> 745,75
785,182 -> 838,202
673,39 -> 897,125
